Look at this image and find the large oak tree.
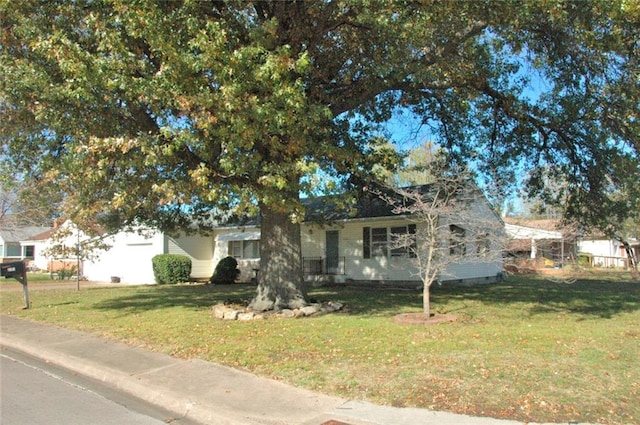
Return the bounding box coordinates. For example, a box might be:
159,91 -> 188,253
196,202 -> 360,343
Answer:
2,1 -> 638,309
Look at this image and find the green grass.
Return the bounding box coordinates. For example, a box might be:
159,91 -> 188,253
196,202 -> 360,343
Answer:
2,272 -> 639,425
24,272 -> 58,282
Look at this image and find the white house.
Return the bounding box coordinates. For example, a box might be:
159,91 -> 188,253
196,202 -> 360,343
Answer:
29,223 -> 216,284
0,226 -> 51,264
503,218 -> 567,264
213,188 -> 505,286
577,236 -> 639,268
14,189 -> 505,285
19,221 -> 99,274
503,217 -> 639,270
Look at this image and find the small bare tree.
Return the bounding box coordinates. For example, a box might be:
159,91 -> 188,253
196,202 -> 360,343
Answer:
0,170 -> 62,229
42,220 -> 112,290
379,165 -> 504,318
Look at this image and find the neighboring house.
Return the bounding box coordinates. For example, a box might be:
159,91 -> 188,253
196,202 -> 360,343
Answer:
503,217 -> 639,270
503,218 -> 575,267
577,235 -> 639,268
14,189 -> 505,285
20,221 -> 92,274
0,226 -> 51,264
504,218 -> 566,261
19,227 -> 55,271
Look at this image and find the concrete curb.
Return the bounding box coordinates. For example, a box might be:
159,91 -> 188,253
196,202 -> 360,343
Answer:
0,315 -> 343,425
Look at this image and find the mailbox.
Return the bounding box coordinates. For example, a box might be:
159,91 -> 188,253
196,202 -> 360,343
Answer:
1,261 -> 25,278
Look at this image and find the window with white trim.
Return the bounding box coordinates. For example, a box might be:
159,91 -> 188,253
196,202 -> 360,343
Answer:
23,245 -> 35,258
363,225 -> 416,259
229,240 -> 260,259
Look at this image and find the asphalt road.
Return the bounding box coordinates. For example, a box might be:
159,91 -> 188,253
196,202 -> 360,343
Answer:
0,347 -> 199,425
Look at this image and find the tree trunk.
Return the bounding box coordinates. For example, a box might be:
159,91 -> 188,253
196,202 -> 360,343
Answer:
249,202 -> 308,311
423,282 -> 431,318
619,239 -> 639,281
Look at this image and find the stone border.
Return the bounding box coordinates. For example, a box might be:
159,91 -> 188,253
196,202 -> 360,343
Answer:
212,301 -> 344,321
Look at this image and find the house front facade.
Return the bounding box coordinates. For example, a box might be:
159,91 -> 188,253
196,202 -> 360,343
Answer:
79,228 -> 216,284
16,189 -> 505,285
213,190 -> 505,286
299,216 -> 503,285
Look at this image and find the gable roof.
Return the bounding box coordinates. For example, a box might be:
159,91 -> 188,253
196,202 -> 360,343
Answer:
0,226 -> 52,243
302,192 -> 396,223
222,184 -> 500,227
219,189 -> 403,227
502,217 -> 561,231
21,228 -> 56,242
307,183 -> 501,223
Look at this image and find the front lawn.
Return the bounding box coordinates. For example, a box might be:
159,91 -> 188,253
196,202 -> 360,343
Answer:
1,272 -> 638,424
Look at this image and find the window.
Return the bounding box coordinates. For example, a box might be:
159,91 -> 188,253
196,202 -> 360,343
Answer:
6,243 -> 21,257
390,225 -> 417,257
229,240 -> 260,259
476,233 -> 490,255
23,245 -> 35,258
371,227 -> 388,258
363,225 -> 416,259
449,225 -> 466,256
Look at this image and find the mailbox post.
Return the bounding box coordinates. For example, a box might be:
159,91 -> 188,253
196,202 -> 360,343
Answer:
1,261 -> 29,309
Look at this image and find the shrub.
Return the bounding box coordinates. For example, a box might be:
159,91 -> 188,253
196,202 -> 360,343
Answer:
577,254 -> 592,267
57,265 -> 77,280
210,256 -> 240,284
152,254 -> 192,284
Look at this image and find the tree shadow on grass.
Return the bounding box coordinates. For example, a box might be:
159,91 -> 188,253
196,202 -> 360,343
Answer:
430,276 -> 640,319
308,286 -> 423,316
91,283 -> 257,316
89,276 -> 639,320
90,282 -> 422,318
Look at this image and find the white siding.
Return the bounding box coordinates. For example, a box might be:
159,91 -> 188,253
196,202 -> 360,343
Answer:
578,239 -> 620,258
30,240 -> 50,271
442,257 -> 503,282
168,233 -> 215,279
83,230 -> 165,284
303,219 -> 419,281
578,239 -> 629,268
440,199 -> 504,281
301,197 -> 504,284
212,227 -> 260,283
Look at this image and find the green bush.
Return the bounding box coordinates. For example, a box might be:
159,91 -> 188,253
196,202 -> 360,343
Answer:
210,256 -> 240,284
57,266 -> 77,280
152,254 -> 192,284
577,253 -> 592,267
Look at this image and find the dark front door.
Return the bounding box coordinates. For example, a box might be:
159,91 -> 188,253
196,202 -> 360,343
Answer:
325,230 -> 340,274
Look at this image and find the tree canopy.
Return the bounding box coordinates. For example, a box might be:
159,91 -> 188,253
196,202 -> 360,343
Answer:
2,0 -> 638,307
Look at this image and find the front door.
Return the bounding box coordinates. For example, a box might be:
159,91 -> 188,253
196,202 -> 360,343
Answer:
325,230 -> 340,274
